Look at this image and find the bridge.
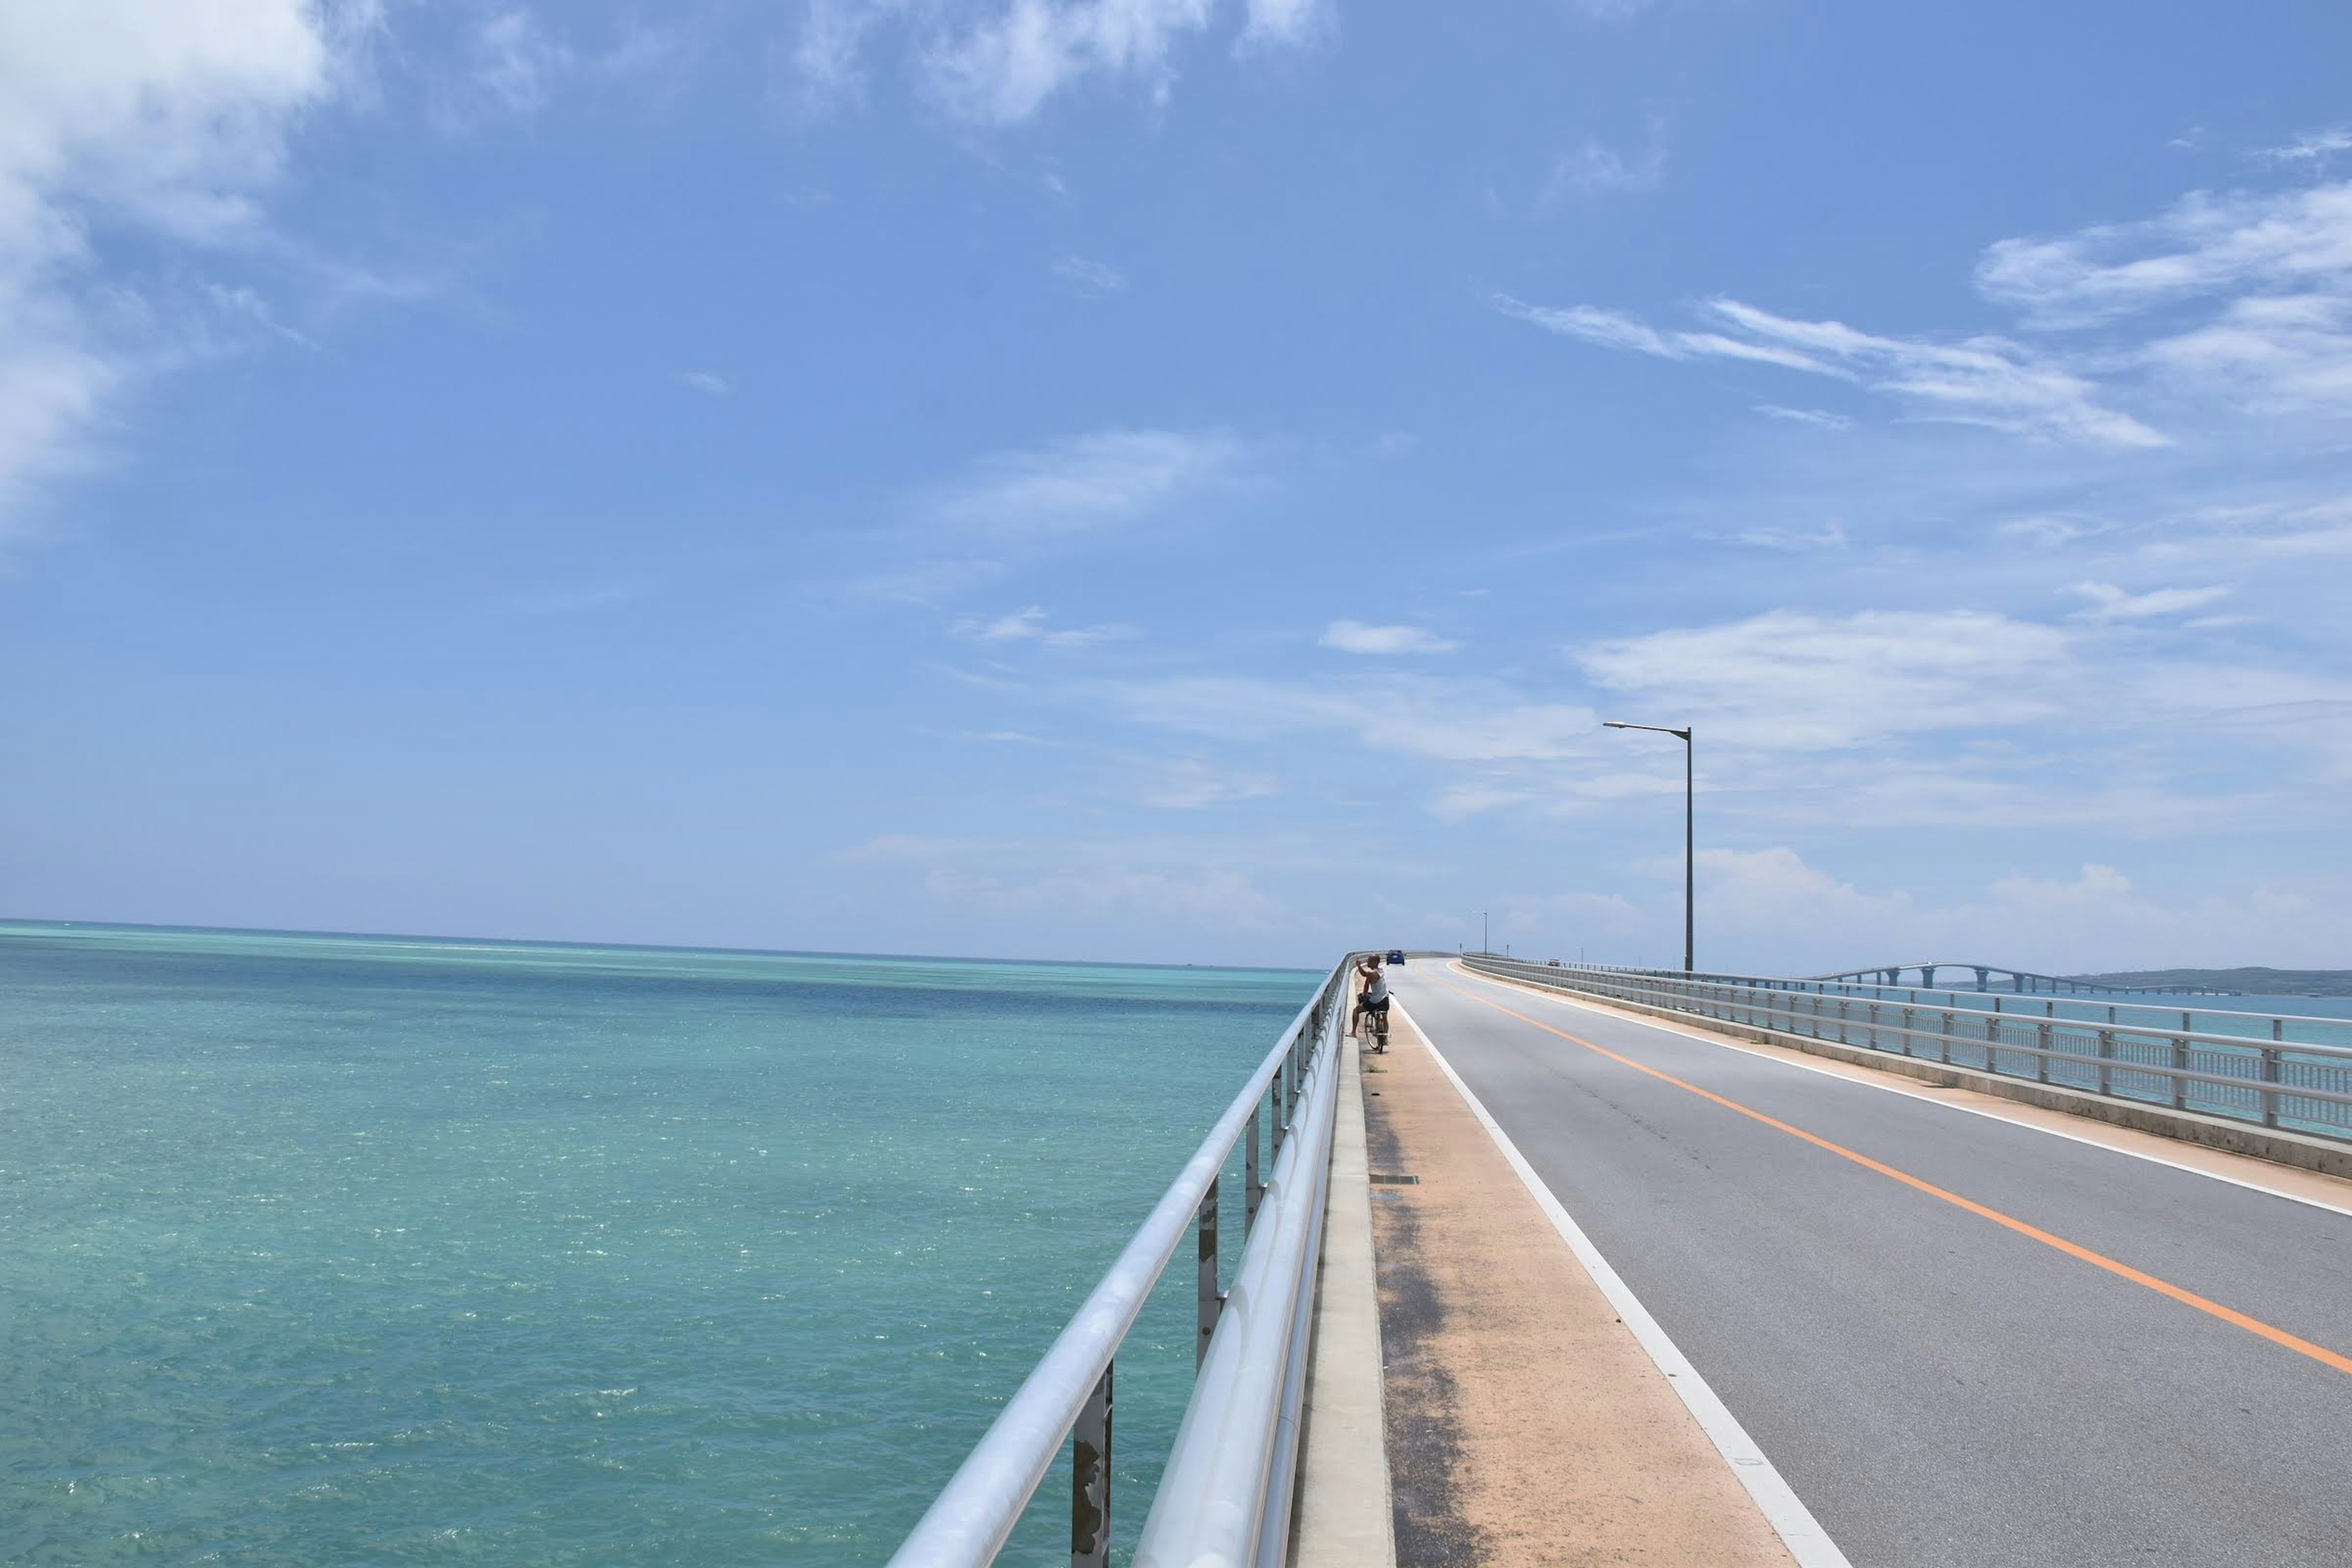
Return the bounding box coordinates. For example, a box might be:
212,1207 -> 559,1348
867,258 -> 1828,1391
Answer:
1802,960 -> 2241,995
884,954 -> 2352,1567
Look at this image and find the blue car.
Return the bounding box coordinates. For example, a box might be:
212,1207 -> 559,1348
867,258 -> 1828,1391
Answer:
1385,949 -> 1406,965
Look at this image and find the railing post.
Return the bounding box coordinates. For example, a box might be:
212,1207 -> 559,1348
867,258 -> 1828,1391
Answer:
2264,1019 -> 2283,1128
1245,1101 -> 1262,1231
1269,1070 -> 1284,1156
1070,1362 -> 1113,1568
2097,1026 -> 2115,1096
2035,1019 -> 2051,1084
1197,1182 -> 1221,1370
2172,1012 -> 2192,1110
1940,1009 -> 1953,1065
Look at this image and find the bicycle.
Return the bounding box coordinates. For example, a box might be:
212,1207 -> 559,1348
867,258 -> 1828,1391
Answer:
1354,1000 -> 1390,1053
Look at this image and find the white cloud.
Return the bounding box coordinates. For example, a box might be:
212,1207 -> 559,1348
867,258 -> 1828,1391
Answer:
2067,581 -> 2230,620
1754,404 -> 1851,430
929,426 -> 1246,538
1975,180 -> 2352,326
1091,673 -> 1601,764
786,0 -> 1321,126
1319,620 -> 1458,655
1498,293 -> 2167,449
921,0 -> 1216,124
434,9 -> 695,130
1051,254 -> 1128,297
676,368 -> 731,395
784,0 -> 894,115
1120,754 -> 1275,809
1538,131 -> 1666,206
952,603 -> 1136,647
1708,521 -> 1849,551
1686,847 -> 2346,973
842,832 -> 1283,930
1238,0 -> 1332,51
0,0 -> 341,544
472,10 -> 568,117
2255,127 -> 2352,167
2144,292 -> 2352,417
1578,609 -> 2076,749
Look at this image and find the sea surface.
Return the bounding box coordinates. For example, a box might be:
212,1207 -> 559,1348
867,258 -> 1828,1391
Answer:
0,922 -> 1316,1566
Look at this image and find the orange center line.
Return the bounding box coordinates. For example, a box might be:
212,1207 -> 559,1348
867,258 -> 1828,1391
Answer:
1428,966 -> 2352,1380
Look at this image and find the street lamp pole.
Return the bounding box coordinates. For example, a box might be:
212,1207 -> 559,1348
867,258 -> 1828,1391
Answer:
1603,721 -> 1694,973
1480,911 -> 1488,956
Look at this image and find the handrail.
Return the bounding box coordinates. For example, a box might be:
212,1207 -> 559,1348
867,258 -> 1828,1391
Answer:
1463,957 -> 2352,1141
886,953 -> 1359,1567
1474,959 -> 2352,1041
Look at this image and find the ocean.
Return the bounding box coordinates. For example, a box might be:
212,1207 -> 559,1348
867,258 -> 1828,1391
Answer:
0,922 -> 1316,1566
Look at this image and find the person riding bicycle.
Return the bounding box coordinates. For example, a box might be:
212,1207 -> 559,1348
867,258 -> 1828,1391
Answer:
1352,954 -> 1391,1046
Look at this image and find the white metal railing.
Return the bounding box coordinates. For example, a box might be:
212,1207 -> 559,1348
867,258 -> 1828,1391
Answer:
1462,957 -> 2352,1141
884,954 -> 1359,1568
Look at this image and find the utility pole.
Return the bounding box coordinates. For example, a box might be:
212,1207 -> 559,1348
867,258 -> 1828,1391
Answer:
1480,911 -> 1488,956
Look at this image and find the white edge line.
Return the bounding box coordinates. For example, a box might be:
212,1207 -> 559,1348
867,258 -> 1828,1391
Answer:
1450,964 -> 2352,1225
1393,997 -> 1854,1568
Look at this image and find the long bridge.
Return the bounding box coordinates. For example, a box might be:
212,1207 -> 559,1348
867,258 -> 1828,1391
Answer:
885,956 -> 2352,1567
1803,959 -> 2241,995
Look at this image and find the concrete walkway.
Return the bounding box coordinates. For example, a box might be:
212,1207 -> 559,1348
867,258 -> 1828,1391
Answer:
1363,1002 -> 1803,1567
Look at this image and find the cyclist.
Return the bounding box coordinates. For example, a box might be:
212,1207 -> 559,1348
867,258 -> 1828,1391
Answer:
1351,954 -> 1391,1049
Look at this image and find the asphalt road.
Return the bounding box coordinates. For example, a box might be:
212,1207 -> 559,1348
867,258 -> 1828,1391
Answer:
1389,962 -> 2352,1568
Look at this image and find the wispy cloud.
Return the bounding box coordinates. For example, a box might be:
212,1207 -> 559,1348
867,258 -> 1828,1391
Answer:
952,604 -> 1138,647
1496,293 -> 2166,448
435,9 -> 696,130
1754,404 -> 1851,430
929,427 -> 1248,538
842,832 -> 1284,932
1051,254 -> 1128,297
2067,581 -> 2231,620
1237,0 -> 1333,51
470,10 -> 569,118
500,579 -> 656,616
2256,127 -> 2352,166
1975,179 -> 2352,326
675,369 -> 731,395
1120,754 -> 1276,809
1319,620 -> 1458,655
786,0 -> 1320,127
1706,521 -> 1849,551
1537,128 -> 1667,206
1578,609 -> 2078,750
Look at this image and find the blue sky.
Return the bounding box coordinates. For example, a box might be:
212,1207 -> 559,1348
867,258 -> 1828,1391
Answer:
5,0 -> 2351,972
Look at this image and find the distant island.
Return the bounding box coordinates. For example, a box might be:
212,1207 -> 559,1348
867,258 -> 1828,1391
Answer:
2066,967 -> 2352,998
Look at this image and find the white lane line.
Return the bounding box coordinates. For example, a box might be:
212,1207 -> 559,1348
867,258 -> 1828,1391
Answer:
1449,964 -> 2352,1225
1393,997 -> 1853,1568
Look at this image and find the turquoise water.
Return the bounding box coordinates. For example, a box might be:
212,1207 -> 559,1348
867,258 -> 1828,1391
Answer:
0,922 -> 1314,1565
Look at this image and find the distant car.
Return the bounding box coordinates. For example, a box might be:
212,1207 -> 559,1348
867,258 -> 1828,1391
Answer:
1385,949 -> 1406,965
1547,959 -> 1562,967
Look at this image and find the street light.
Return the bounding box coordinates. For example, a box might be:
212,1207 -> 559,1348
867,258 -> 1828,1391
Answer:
1603,721 -> 1693,973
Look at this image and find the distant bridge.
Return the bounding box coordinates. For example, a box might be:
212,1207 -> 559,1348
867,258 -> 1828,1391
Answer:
1802,960 -> 2240,997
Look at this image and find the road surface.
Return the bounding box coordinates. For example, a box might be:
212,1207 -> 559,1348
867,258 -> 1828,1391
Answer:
1388,960 -> 2352,1568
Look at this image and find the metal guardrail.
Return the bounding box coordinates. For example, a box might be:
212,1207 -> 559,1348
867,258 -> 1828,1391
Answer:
885,954 -> 1358,1568
1463,957 -> 2352,1141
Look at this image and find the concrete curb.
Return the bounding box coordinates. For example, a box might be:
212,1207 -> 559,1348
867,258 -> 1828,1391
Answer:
1290,1038 -> 1397,1568
1480,974 -> 2352,1182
